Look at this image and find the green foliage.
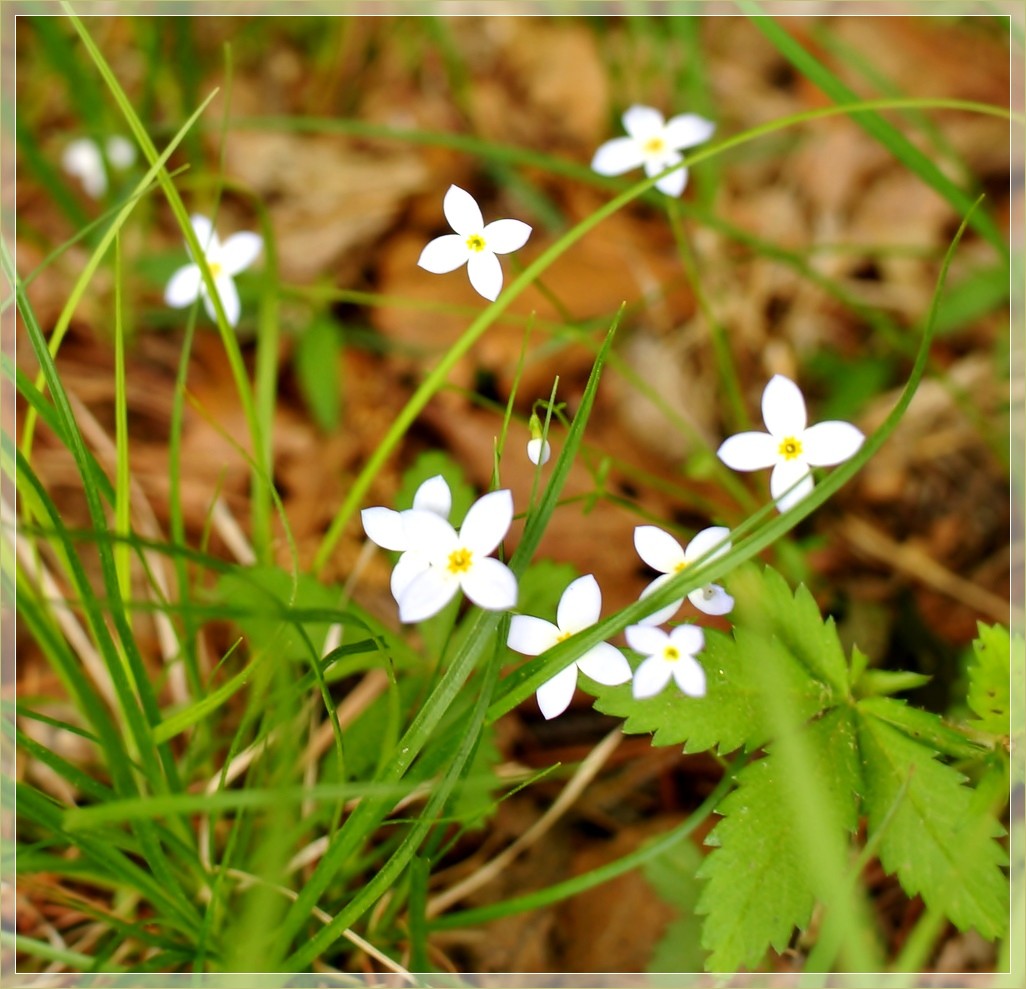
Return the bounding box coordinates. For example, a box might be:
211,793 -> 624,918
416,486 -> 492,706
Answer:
594,565 -> 1010,971
293,314 -> 343,432
643,838 -> 708,973
966,622 -> 1012,736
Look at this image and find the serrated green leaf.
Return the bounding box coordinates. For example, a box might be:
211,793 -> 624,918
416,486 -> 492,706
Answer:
695,708 -> 863,972
966,623 -> 1011,736
855,669 -> 932,698
592,626 -> 830,754
858,695 -> 984,760
728,564 -> 849,696
857,712 -> 1009,939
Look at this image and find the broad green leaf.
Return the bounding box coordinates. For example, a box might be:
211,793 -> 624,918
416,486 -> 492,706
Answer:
294,315 -> 342,432
728,564 -> 850,696
643,838 -> 708,973
966,622 -> 1011,736
213,566 -> 341,662
695,708 -> 862,972
592,626 -> 830,754
858,695 -> 984,761
857,712 -> 1009,939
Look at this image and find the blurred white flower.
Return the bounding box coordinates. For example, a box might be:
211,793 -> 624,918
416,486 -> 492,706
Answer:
591,104 -> 714,197
361,475 -> 452,605
717,375 -> 865,513
507,574 -> 631,720
625,624 -> 706,700
62,135 -> 136,198
165,214 -> 263,327
417,185 -> 532,301
388,489 -> 517,623
527,411 -> 552,466
634,525 -> 735,626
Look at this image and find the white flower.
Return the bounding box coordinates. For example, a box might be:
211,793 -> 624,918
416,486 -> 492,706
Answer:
361,475 -> 452,605
164,214 -> 263,327
591,104 -> 715,197
634,525 -> 734,626
527,438 -> 551,466
392,489 -> 517,623
62,135 -> 136,198
717,375 -> 865,513
417,185 -> 532,301
507,575 -> 632,720
626,624 -> 706,700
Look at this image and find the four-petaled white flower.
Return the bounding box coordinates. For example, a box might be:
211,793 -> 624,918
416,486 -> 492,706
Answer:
717,375 -> 865,513
634,525 -> 734,626
392,489 -> 517,623
62,136 -> 136,198
626,624 -> 706,700
361,475 -> 453,606
417,185 -> 532,301
591,104 -> 715,197
507,574 -> 632,720
165,214 -> 263,327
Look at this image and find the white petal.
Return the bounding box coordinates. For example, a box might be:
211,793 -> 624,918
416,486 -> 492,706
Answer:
164,264 -> 202,308
632,655 -> 674,699
688,584 -> 735,616
199,286 -> 219,323
105,135 -> 136,169
402,509 -> 458,561
637,574 -> 684,628
507,615 -> 560,656
622,104 -> 665,140
461,557 -> 517,611
556,574 -> 602,634
398,568 -> 460,624
668,623 -> 705,658
684,526 -> 731,565
671,655 -> 707,697
770,461 -> 815,513
391,551 -> 431,603
576,642 -> 632,686
663,113 -> 716,150
536,663 -> 579,720
625,623 -> 669,657
654,164 -> 688,198
442,184 -> 484,236
801,421 -> 865,467
418,234 -> 470,274
482,218 -> 531,255
717,431 -> 779,472
459,490 -> 513,555
591,136 -> 646,176
634,525 -> 685,574
527,438 -> 551,465
412,475 -> 452,518
211,273 -> 241,327
219,231 -> 263,275
189,215 -> 217,255
762,375 -> 807,437
361,506 -> 407,552
466,251 -> 503,301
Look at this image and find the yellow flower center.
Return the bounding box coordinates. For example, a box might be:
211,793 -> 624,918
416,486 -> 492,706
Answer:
778,436 -> 803,461
643,136 -> 666,155
556,631 -> 572,643
207,261 -> 223,278
673,560 -> 688,574
447,548 -> 473,574
662,646 -> 681,663
465,234 -> 487,253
